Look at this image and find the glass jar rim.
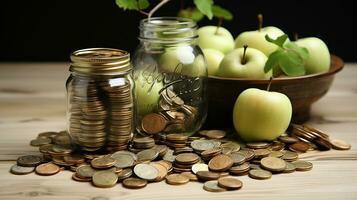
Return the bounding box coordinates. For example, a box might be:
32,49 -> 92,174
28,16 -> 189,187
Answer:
139,17 -> 198,43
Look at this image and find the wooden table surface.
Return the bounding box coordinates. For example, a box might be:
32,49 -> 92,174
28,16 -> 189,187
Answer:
0,63 -> 357,200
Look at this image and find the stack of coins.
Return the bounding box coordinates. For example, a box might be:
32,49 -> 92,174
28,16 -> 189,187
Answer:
139,88 -> 198,135
101,79 -> 133,152
67,77 -> 133,152
11,125 -> 351,192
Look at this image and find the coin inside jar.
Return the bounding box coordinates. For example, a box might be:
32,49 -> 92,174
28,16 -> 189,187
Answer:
141,113 -> 167,134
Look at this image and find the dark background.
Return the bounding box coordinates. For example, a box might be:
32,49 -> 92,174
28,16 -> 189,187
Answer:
0,0 -> 355,62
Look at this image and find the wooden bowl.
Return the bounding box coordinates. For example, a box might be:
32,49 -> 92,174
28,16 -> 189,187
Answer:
203,55 -> 344,129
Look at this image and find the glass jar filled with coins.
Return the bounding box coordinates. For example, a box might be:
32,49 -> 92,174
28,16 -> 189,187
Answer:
132,17 -> 208,136
67,48 -> 134,152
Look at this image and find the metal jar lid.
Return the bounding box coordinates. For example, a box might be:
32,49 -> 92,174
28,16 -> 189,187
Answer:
70,48 -> 131,75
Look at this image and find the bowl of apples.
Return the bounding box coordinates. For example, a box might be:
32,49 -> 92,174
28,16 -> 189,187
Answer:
198,24 -> 344,129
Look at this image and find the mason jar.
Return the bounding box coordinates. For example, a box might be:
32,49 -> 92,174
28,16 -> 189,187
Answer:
132,17 -> 208,136
67,48 -> 134,152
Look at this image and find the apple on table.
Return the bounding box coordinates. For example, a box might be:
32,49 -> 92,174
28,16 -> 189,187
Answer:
233,86 -> 292,142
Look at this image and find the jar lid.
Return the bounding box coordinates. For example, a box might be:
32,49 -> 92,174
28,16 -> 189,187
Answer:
70,48 -> 131,75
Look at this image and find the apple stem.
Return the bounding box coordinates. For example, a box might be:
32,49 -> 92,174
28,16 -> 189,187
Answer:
148,0 -> 171,21
242,45 -> 248,65
294,33 -> 299,41
215,18 -> 223,35
267,76 -> 273,91
258,14 -> 263,32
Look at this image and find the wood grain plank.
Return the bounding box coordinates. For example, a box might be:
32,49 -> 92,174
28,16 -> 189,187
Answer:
0,63 -> 357,199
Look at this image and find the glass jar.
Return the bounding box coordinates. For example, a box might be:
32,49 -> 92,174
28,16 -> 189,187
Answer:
132,17 -> 207,136
66,48 -> 134,152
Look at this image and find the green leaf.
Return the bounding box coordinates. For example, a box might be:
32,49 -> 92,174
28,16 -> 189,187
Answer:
115,0 -> 149,10
194,0 -> 214,20
212,5 -> 233,20
178,8 -> 204,22
279,51 -> 306,76
264,50 -> 283,73
265,34 -> 289,48
285,42 -> 309,60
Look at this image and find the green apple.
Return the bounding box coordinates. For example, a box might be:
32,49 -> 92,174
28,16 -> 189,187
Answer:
233,88 -> 292,142
134,72 -> 163,116
159,46 -> 206,77
202,49 -> 224,76
197,26 -> 235,54
217,47 -> 271,79
235,26 -> 285,56
294,37 -> 330,74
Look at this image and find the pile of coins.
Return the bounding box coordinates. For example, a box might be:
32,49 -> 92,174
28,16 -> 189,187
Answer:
10,125 -> 351,192
139,88 -> 198,135
68,77 -> 133,152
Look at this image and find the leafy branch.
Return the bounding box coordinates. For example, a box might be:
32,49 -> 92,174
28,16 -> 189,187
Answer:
264,34 -> 309,76
115,0 -> 233,22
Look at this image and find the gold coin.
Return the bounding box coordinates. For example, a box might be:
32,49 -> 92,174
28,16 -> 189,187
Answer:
92,171 -> 118,188
283,162 -> 296,173
203,180 -> 226,192
201,147 -> 222,158
137,149 -> 159,162
205,130 -> 226,139
238,149 -> 255,161
111,152 -> 136,168
141,113 -> 167,134
72,173 -> 91,182
166,174 -> 189,185
10,164 -> 35,175
63,154 -> 85,165
260,157 -> 287,172
196,171 -> 220,181
229,162 -> 250,175
17,155 -> 43,167
191,163 -> 209,174
221,142 -> 241,153
281,151 -> 299,161
330,138 -> 351,150
76,165 -> 96,178
268,151 -> 284,158
175,153 -> 199,165
117,168 -> 133,181
35,163 -> 60,175
246,142 -> 270,149
253,149 -> 271,159
190,140 -> 216,152
314,137 -> 332,150
133,163 -> 159,181
166,133 -> 188,142
30,137 -> 52,147
279,136 -> 299,144
289,141 -> 311,153
208,154 -> 233,172
229,152 -> 246,165
217,177 -> 243,190
150,162 -> 168,181
91,156 -> 116,169
122,178 -> 147,189
180,172 -> 198,181
291,160 -> 313,171
248,169 -> 272,180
